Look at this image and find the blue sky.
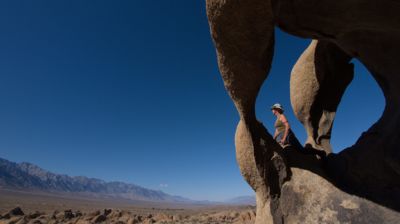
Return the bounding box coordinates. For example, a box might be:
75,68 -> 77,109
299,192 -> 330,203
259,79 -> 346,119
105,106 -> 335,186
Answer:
0,1 -> 384,201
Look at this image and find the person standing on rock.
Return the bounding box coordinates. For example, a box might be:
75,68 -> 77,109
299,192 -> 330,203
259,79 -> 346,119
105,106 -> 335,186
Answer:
271,103 -> 302,149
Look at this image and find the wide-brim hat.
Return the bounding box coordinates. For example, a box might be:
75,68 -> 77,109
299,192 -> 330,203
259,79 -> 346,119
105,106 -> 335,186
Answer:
271,103 -> 284,112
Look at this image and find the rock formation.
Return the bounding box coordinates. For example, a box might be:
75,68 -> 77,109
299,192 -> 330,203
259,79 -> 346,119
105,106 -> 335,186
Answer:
206,0 -> 400,223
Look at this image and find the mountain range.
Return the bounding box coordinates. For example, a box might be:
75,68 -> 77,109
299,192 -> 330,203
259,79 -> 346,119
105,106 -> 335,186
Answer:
0,157 -> 255,205
0,157 -> 190,203
224,196 -> 256,205
0,158 -> 255,205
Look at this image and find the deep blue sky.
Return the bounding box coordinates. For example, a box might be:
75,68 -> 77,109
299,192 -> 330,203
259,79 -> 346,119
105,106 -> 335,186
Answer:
0,1 -> 384,201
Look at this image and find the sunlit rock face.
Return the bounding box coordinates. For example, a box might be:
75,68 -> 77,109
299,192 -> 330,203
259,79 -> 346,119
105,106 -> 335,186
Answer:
206,0 -> 400,223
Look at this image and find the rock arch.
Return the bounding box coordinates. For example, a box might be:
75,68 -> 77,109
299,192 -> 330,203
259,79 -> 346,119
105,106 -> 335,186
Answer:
206,0 -> 400,223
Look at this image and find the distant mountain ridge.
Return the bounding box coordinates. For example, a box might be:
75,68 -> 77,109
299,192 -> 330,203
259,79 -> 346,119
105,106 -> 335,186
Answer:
0,157 -> 190,203
225,195 -> 256,205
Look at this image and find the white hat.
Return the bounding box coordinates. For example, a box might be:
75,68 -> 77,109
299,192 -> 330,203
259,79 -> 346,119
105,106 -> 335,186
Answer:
271,103 -> 284,111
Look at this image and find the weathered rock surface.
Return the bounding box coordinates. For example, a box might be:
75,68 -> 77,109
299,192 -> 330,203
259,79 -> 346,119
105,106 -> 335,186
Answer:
290,40 -> 354,154
1,207 -> 24,219
206,0 -> 400,223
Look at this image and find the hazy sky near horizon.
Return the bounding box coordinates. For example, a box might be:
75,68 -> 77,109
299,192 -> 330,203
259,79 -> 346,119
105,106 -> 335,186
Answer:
0,1 -> 384,201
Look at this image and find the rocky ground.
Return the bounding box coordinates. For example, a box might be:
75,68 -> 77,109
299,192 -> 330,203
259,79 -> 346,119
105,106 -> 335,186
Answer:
0,189 -> 256,224
0,206 -> 256,224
